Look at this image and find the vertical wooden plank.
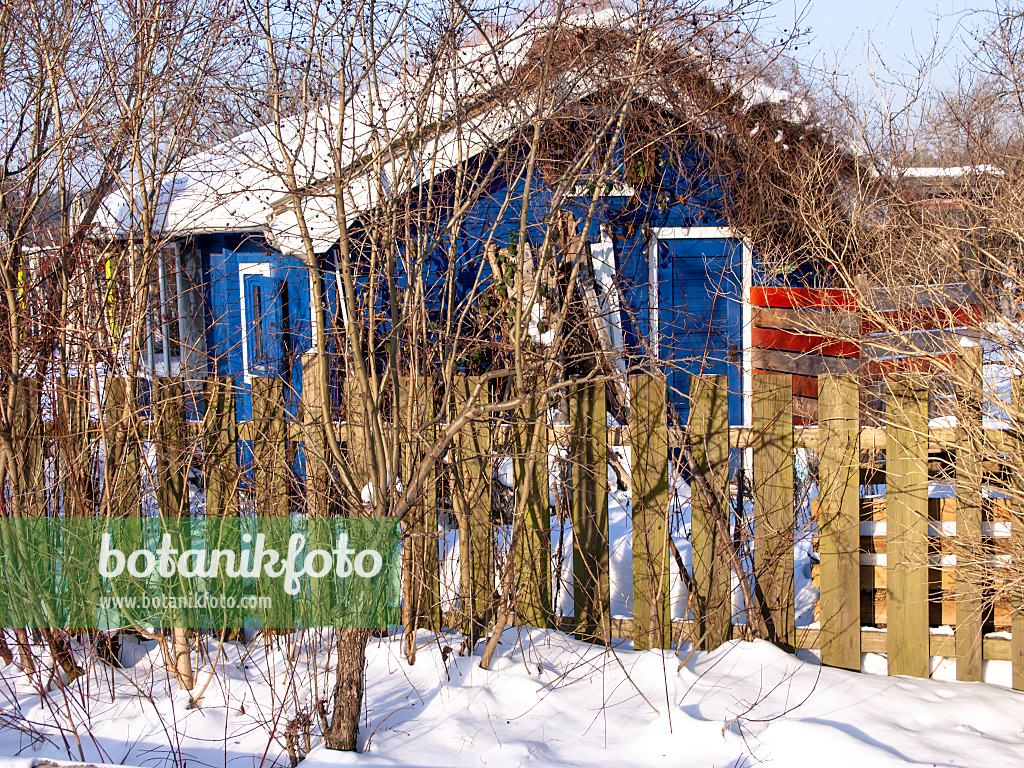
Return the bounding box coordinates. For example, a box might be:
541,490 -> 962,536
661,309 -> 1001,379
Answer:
886,377 -> 930,678
104,378 -> 140,519
956,347 -> 984,681
398,375 -> 440,657
513,393 -> 551,629
251,376 -> 290,631
1011,375 -> 1024,690
58,376 -> 92,519
454,376 -> 493,642
570,380 -> 610,644
205,377 -> 239,519
251,376 -> 289,518
817,374 -> 861,670
155,378 -> 189,517
631,374 -> 670,650
752,373 -> 795,648
689,374 -> 732,651
204,376 -> 243,637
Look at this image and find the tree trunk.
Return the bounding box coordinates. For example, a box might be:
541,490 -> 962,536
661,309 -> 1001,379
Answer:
325,627 -> 370,751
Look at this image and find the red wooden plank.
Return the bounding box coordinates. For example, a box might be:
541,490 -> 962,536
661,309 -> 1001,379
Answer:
862,304 -> 983,334
754,370 -> 819,399
752,327 -> 860,358
863,353 -> 957,379
750,286 -> 858,310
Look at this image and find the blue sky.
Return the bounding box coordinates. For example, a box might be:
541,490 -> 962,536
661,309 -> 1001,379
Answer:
787,0 -> 984,91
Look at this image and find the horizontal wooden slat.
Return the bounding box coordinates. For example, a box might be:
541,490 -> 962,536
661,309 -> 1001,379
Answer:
750,286 -> 859,310
862,304 -> 984,334
862,330 -> 968,359
752,348 -> 859,377
753,327 -> 861,358
753,306 -> 862,336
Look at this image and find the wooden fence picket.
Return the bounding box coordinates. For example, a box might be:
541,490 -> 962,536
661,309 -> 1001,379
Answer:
513,393 -> 551,629
886,377 -> 930,678
454,375 -> 494,641
1012,376 -> 1024,691
205,376 -> 239,519
956,347 -> 984,681
752,373 -> 795,648
104,378 -> 140,521
630,374 -> 670,650
570,380 -> 610,644
398,374 -> 441,656
817,374 -> 861,670
689,374 -> 732,651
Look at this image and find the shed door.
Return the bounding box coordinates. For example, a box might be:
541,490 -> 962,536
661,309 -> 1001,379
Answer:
243,273 -> 286,378
654,236 -> 745,425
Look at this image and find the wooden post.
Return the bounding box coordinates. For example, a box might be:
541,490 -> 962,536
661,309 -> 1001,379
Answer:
570,380 -> 610,644
104,378 -> 140,519
631,374 -> 670,650
58,376 -> 93,519
689,374 -> 732,650
1011,375 -> 1024,691
204,376 -> 242,637
513,393 -> 550,629
251,376 -> 290,631
155,378 -> 189,517
886,377 -> 930,678
454,375 -> 493,642
398,374 -> 440,659
752,373 -> 795,648
817,374 -> 861,670
956,346 -> 984,681
251,376 -> 290,518
205,377 -> 239,519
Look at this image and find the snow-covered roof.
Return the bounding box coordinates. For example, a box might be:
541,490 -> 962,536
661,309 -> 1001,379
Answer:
902,164 -> 1004,180
93,9 -> 812,255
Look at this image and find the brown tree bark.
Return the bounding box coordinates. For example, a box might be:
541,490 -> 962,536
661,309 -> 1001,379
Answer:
325,627 -> 370,751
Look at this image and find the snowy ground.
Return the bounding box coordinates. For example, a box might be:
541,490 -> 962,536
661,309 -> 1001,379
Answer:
1,628 -> 1024,768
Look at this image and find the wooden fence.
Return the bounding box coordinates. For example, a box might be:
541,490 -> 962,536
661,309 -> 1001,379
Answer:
11,350 -> 1024,688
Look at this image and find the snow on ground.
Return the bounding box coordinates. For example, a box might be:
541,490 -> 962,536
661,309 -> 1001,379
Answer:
2,629 -> 1024,768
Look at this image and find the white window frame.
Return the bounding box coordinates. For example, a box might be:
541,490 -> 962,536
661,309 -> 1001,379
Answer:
649,226 -> 752,427
239,261 -> 273,384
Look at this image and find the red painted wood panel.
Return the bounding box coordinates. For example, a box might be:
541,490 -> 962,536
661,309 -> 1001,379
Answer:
750,287 -> 858,310
861,304 -> 983,334
751,327 -> 860,359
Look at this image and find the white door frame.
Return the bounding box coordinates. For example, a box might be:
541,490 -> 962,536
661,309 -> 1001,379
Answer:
649,226 -> 752,427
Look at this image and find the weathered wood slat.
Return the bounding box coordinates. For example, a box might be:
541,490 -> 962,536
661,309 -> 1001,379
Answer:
689,374 -> 732,651
631,374 -> 671,650
752,305 -> 861,336
454,376 -> 494,641
753,374 -> 795,648
513,392 -> 550,629
955,347 -> 984,681
570,381 -> 610,644
752,348 -> 859,377
886,378 -> 930,678
1012,376 -> 1024,691
817,375 -> 861,670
